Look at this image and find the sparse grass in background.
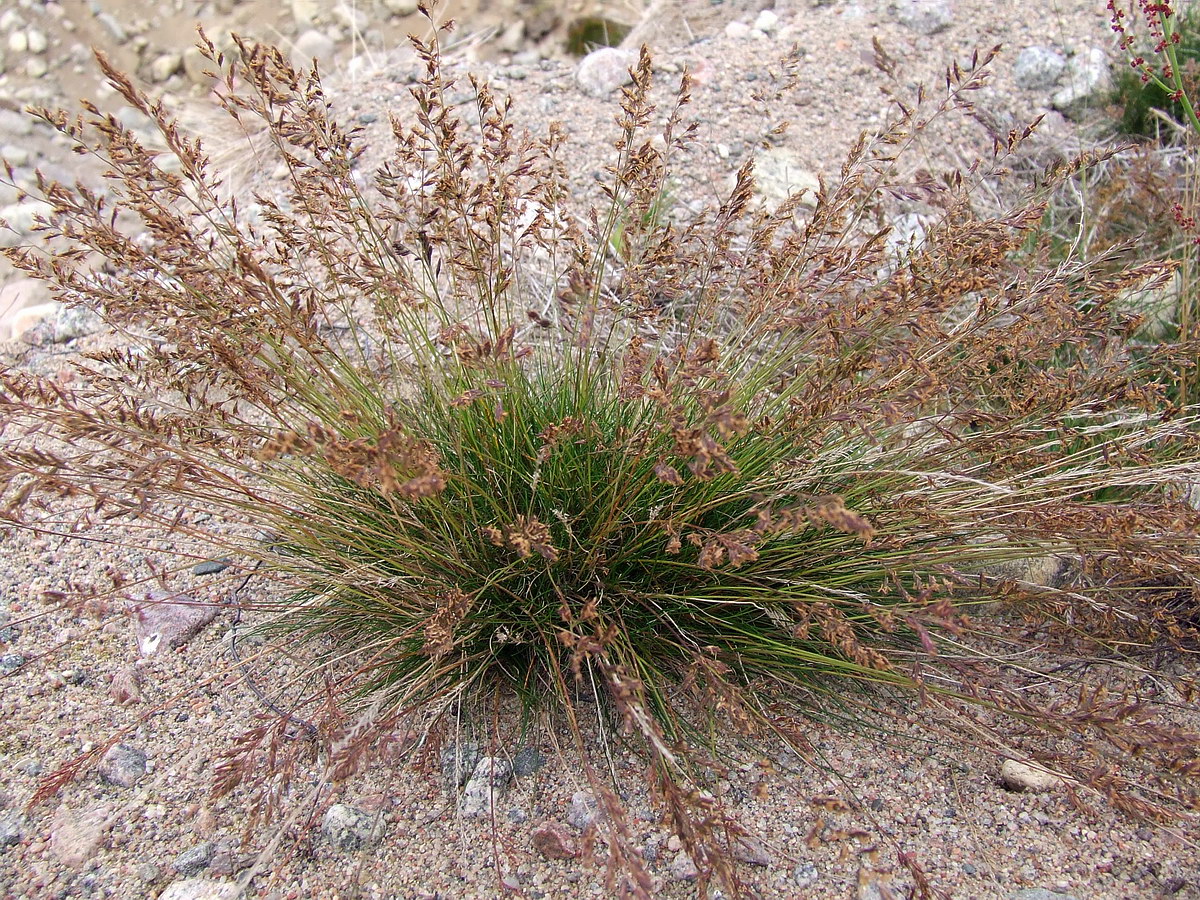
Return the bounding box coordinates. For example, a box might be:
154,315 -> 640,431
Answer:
1,8 -> 1200,897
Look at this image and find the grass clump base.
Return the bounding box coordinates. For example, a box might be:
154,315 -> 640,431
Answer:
2,12 -> 1200,897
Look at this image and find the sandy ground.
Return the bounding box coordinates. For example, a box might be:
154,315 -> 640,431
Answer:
1,1 -> 1199,898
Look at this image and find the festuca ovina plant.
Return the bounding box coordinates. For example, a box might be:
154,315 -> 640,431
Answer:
2,11 -> 1199,896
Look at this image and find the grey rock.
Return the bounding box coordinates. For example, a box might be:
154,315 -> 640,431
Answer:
1,144 -> 29,168
208,838 -> 253,877
731,835 -> 772,866
158,879 -> 243,900
0,109 -> 33,137
0,200 -> 51,247
895,0 -> 953,35
50,802 -> 113,868
134,589 -> 218,656
512,745 -> 546,777
0,810 -> 24,847
98,743 -> 148,788
0,653 -> 23,674
334,3 -> 369,32
566,789 -> 602,830
291,30 -> 336,71
54,303 -> 102,343
172,842 -> 215,876
460,756 -> 512,818
94,13 -> 127,43
1117,269 -> 1180,340
575,47 -> 638,98
0,611 -> 14,645
1052,48 -> 1112,115
440,741 -> 481,787
1014,46 -> 1066,90
794,861 -> 819,887
321,803 -> 382,851
192,558 -> 232,576
1008,891 -> 1080,900
670,849 -> 699,881
15,756 -> 42,776
751,147 -> 821,211
886,211 -> 929,260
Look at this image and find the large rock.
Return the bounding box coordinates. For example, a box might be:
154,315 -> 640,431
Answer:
0,810 -> 24,847
158,879 -> 243,900
460,756 -> 512,819
0,200 -> 51,248
99,743 -> 148,788
291,30 -> 336,71
383,0 -> 420,14
566,789 -> 603,830
575,47 -> 638,98
895,0 -> 953,35
134,589 -> 218,656
0,277 -> 52,342
1014,46 -> 1066,90
531,821 -> 576,859
1052,48 -> 1111,116
50,803 -> 113,868
321,803 -> 382,850
751,147 -> 821,211
999,759 -> 1067,793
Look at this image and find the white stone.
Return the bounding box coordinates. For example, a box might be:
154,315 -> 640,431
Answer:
291,0 -> 320,27
753,10 -> 779,33
26,28 -> 46,54
384,0 -> 420,13
2,297 -> 57,342
724,20 -> 751,40
999,759 -> 1067,792
7,31 -> 27,54
25,56 -> 47,78
182,46 -> 213,85
158,879 -> 243,900
1052,47 -> 1112,115
497,20 -> 525,54
149,53 -> 182,83
291,29 -> 336,70
574,46 -> 638,98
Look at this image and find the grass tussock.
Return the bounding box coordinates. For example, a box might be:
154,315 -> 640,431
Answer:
2,10 -> 1200,896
